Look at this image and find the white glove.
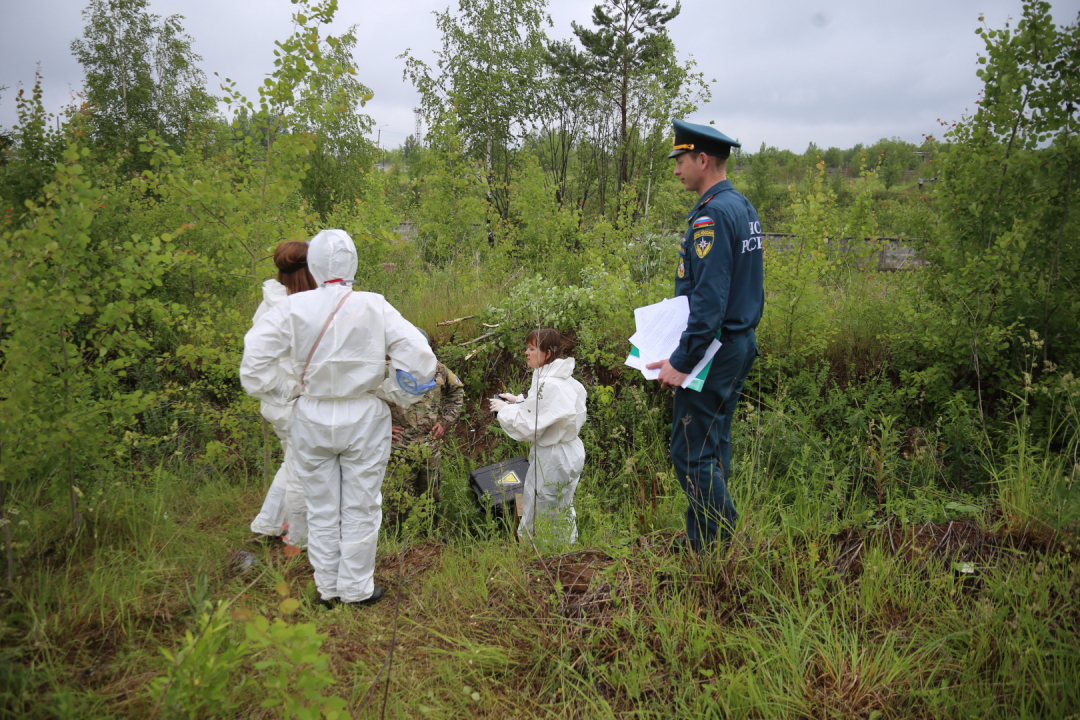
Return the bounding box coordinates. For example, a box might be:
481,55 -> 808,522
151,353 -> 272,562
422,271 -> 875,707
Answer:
499,393 -> 525,403
489,397 -> 509,413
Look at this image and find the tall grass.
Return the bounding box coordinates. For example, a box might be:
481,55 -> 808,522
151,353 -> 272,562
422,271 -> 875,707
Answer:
2,260 -> 1077,718
2,390 -> 1076,718
357,243 -> 519,344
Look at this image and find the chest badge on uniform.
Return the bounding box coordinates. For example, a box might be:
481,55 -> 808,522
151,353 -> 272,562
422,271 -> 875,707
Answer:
695,235 -> 713,259
677,258 -> 685,278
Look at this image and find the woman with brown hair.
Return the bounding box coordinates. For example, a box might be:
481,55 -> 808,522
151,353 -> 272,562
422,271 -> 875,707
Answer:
249,241 -> 317,546
271,241 -> 318,295
489,328 -> 587,543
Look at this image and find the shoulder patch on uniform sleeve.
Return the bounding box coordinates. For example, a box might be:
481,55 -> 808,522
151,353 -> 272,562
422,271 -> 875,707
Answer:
695,234 -> 713,259
692,216 -> 714,229
677,258 -> 685,278
446,369 -> 463,387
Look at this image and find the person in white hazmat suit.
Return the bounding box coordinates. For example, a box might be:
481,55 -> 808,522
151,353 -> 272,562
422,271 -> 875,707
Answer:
241,229 -> 436,607
249,241 -> 317,547
489,328 -> 587,543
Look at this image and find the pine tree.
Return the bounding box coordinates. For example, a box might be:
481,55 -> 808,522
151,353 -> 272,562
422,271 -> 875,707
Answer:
550,0 -> 680,187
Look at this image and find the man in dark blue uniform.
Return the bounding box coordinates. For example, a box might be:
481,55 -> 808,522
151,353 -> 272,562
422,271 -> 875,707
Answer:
646,119 -> 764,552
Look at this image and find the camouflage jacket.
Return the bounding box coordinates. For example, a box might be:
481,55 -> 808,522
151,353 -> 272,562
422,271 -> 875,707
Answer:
388,361 -> 464,447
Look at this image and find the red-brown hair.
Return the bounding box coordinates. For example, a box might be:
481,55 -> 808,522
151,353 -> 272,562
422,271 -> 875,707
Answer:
273,241 -> 317,295
526,328 -> 562,366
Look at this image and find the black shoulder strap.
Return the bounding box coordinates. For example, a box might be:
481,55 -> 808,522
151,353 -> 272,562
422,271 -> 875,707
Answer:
689,194 -> 718,223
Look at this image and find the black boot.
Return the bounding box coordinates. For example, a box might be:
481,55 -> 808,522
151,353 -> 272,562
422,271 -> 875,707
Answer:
344,586 -> 385,607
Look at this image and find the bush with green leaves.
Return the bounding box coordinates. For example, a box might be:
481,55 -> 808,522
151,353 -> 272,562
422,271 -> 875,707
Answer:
411,122 -> 493,265
503,151 -> 581,271
0,128 -> 178,536
152,602 -> 250,719
151,594 -> 348,720
915,0 -> 1079,430
0,77 -> 70,218
245,613 -> 348,720
868,137 -> 920,190
758,161 -> 840,363
484,274 -> 599,341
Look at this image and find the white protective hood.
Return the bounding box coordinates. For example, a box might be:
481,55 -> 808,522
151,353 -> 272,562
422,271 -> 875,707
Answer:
497,357 -> 587,447
307,229 -> 357,286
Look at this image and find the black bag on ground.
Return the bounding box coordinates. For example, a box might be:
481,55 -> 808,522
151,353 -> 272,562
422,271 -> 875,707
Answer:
468,456 -> 528,514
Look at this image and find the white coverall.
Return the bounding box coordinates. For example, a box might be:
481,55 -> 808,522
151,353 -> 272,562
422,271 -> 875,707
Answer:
496,357 -> 587,543
249,279 -> 309,547
240,229 -> 436,603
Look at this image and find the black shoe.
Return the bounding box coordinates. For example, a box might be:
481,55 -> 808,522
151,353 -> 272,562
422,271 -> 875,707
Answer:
344,586 -> 385,607
316,596 -> 340,609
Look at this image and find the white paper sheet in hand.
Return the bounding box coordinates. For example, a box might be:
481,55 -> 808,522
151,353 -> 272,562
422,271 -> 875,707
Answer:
628,296 -> 690,364
624,347 -> 661,380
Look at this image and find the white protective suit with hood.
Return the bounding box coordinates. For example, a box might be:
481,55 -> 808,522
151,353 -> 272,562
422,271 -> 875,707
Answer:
241,229 -> 436,603
249,279 -> 308,547
496,357 -> 587,543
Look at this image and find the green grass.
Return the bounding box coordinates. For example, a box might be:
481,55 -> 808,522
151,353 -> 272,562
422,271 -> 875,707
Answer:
1,242 -> 1077,719
1,386 -> 1077,718
356,243 -> 519,346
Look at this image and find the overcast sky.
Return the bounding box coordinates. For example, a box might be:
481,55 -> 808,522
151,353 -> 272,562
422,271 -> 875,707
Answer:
2,0 -> 1077,152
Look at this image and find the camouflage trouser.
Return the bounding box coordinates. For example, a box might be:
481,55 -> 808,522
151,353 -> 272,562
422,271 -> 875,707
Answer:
383,442 -> 441,530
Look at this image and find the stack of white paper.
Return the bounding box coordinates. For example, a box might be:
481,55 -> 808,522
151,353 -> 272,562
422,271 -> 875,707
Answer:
624,296 -> 721,390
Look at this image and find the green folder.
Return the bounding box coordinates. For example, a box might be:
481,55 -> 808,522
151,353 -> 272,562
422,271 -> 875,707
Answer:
628,346 -> 714,392
684,356 -> 714,392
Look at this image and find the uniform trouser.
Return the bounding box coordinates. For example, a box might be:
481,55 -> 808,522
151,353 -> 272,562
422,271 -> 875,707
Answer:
292,395 -> 391,602
250,440 -> 308,547
519,438 -> 585,544
384,445 -> 441,528
670,330 -> 757,550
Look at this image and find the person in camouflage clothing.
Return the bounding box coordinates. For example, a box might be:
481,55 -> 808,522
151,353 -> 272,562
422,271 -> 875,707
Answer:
382,357 -> 464,528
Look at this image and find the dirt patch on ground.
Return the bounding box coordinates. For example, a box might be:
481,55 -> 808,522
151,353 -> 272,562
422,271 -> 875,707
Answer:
523,543 -> 671,635
376,539 -> 448,582
831,517 -> 1067,577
